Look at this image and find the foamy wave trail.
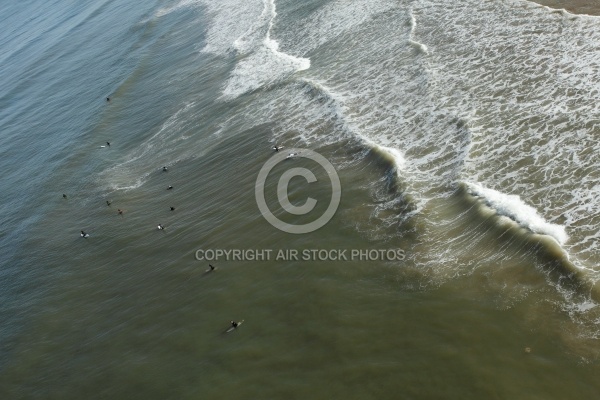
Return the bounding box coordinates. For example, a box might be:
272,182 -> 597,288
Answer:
97,102 -> 199,192
200,0 -> 264,55
222,0 -> 310,99
274,0 -> 399,56
464,181 -> 569,245
295,78 -> 424,221
408,9 -> 428,54
297,78 -> 408,171
407,0 -> 600,274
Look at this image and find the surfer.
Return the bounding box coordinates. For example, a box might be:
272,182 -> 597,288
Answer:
106,142 -> 110,147
204,264 -> 216,274
167,185 -> 173,190
286,152 -> 298,159
272,145 -> 282,152
157,224 -> 165,230
225,319 -> 244,333
106,97 -> 110,102
80,231 -> 89,238
170,206 -> 175,211
62,194 -> 67,199
106,200 -> 112,206
162,166 -> 168,172
117,209 -> 124,216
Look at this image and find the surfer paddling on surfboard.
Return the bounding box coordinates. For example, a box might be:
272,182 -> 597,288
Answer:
224,319 -> 244,333
203,264 -> 216,276
225,320 -> 244,333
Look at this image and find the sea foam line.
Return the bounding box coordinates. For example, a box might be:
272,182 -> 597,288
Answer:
296,77 -> 428,221
298,78 -> 406,172
408,9 -> 429,54
222,0 -> 309,98
264,0 -> 310,70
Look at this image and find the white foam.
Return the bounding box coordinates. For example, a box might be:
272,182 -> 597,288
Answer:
408,9 -> 429,54
274,0 -> 398,56
96,102 -> 200,191
222,0 -> 310,98
465,181 -> 569,245
178,0 -> 600,307
222,49 -> 309,99
375,145 -> 407,172
200,0 -> 264,55
107,177 -> 147,192
154,0 -> 201,19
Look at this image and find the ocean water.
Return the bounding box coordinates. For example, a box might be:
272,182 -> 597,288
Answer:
1,0 -> 600,398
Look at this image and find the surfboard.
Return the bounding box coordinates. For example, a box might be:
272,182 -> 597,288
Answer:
225,320 -> 244,333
